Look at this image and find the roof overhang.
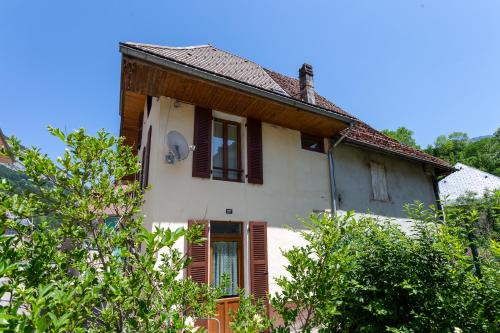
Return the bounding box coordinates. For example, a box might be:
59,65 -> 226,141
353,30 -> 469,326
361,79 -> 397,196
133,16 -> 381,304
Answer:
119,43 -> 353,153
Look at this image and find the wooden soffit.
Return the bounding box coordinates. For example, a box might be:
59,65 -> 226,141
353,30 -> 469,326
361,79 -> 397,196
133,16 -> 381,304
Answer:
120,55 -> 350,152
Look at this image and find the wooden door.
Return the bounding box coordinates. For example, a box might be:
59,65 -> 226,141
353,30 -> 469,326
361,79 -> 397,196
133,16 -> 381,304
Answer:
208,297 -> 240,333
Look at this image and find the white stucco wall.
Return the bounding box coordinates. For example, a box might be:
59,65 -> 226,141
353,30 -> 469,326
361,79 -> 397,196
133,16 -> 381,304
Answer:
138,96 -> 437,295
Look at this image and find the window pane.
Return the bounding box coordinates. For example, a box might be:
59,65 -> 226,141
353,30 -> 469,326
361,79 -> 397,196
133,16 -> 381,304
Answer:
301,133 -> 324,152
104,216 -> 119,230
227,124 -> 238,180
212,121 -> 224,178
212,241 -> 239,296
211,221 -> 241,235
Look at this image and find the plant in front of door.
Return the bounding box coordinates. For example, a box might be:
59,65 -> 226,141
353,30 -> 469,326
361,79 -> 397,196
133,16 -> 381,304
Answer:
229,290 -> 272,333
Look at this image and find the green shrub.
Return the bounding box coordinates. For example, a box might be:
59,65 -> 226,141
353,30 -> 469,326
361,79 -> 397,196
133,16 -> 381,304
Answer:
271,206 -> 499,332
229,290 -> 272,333
0,127 -> 242,332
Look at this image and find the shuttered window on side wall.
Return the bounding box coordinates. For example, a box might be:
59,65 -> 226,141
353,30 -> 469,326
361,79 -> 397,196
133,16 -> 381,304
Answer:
246,118 -> 263,184
192,107 -> 212,178
370,162 -> 389,201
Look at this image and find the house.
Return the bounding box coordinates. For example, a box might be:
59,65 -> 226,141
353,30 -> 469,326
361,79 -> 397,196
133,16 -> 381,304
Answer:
439,163 -> 500,204
117,42 -> 453,332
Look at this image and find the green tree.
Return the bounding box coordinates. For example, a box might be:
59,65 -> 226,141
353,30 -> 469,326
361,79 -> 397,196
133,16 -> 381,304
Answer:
381,127 -> 420,149
0,127 -> 239,332
271,207 -> 499,332
425,132 -> 469,166
425,129 -> 499,176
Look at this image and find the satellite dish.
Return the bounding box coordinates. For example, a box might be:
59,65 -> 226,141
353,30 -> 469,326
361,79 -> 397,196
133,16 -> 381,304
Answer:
166,131 -> 192,164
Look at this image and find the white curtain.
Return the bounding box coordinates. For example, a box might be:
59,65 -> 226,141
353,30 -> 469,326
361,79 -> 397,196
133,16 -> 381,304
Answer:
212,241 -> 238,295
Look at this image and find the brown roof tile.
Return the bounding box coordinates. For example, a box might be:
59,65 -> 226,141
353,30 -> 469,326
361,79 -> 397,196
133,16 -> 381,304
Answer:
123,42 -> 452,170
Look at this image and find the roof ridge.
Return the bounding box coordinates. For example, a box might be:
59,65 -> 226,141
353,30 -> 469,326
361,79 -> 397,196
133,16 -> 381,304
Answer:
124,42 -> 212,49
455,163 -> 500,179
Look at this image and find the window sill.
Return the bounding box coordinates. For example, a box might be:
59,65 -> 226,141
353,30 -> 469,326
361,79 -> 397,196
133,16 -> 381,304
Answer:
216,295 -> 240,301
370,198 -> 391,203
212,177 -> 244,183
301,147 -> 326,154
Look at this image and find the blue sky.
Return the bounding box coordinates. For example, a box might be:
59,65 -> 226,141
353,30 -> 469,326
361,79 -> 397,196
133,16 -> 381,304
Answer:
1,0 -> 499,158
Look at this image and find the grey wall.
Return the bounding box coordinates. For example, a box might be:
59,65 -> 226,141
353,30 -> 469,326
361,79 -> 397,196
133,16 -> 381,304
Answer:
333,143 -> 437,218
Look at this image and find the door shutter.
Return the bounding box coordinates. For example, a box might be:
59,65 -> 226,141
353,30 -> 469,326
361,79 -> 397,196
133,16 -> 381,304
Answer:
247,118 -> 263,184
187,220 -> 209,284
249,221 -> 269,312
187,220 -> 209,330
144,125 -> 152,188
192,106 -> 212,178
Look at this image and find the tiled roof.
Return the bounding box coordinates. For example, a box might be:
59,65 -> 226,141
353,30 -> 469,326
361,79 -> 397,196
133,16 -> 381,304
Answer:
265,69 -> 353,118
439,163 -> 500,203
265,70 -> 450,169
123,42 -> 288,95
123,42 -> 452,170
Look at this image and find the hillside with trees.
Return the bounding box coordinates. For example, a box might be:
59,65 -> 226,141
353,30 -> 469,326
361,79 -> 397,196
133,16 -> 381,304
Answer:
382,127 -> 500,176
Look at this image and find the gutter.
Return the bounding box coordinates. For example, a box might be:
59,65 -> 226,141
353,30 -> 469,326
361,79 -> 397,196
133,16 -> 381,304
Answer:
119,43 -> 355,126
328,124 -> 354,216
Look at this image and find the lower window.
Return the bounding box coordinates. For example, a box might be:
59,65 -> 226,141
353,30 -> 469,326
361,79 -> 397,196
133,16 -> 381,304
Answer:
210,221 -> 243,297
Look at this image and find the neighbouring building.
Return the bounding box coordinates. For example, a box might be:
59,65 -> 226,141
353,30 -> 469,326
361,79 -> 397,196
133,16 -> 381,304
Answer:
439,162 -> 500,204
0,128 -> 14,165
117,42 -> 453,332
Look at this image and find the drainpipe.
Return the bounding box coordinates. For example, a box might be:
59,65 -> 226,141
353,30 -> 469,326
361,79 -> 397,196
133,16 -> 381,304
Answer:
328,124 -> 354,216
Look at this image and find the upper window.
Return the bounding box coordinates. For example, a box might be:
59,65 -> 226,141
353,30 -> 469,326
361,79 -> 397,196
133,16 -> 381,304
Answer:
301,133 -> 324,153
212,118 -> 242,182
370,162 -> 389,201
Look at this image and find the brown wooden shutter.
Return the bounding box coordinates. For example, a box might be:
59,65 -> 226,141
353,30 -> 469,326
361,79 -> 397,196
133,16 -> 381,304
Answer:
187,220 -> 209,329
187,220 -> 209,284
144,126 -> 152,188
192,106 -> 212,178
140,147 -> 146,190
246,118 -> 263,184
249,221 -> 269,312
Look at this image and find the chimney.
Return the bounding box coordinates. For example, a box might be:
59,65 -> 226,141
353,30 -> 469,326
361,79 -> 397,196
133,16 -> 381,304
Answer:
299,63 -> 315,104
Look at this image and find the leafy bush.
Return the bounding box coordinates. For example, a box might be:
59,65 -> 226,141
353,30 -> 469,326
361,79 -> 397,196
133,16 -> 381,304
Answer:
447,189 -> 500,244
229,290 -> 272,333
0,128 -> 231,332
271,206 -> 499,332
